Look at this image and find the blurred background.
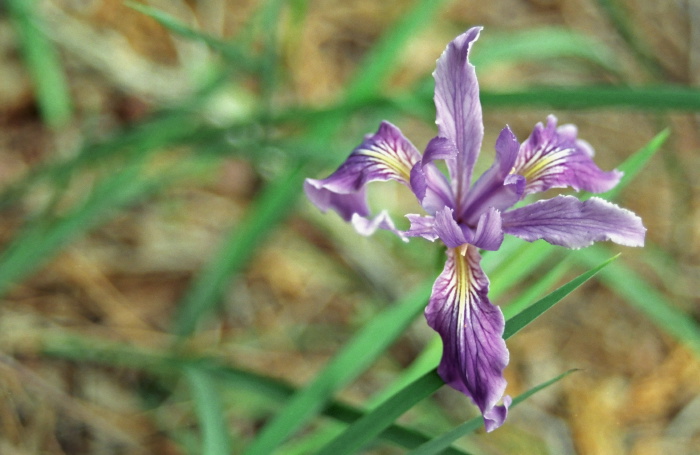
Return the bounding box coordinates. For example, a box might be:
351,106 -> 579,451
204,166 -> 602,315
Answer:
0,0 -> 698,454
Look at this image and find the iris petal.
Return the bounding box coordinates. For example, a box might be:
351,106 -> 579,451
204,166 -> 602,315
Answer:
460,126 -> 525,224
304,121 -> 421,238
426,246 -> 510,432
410,137 -> 456,215
513,115 -> 622,195
501,195 -> 646,248
433,27 -> 484,205
405,214 -> 438,241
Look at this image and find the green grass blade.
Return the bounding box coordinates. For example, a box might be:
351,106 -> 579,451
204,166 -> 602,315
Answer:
41,332 -> 470,453
185,367 -> 232,455
598,128 -> 669,201
240,281 -> 433,455
0,162 -> 160,297
6,0 -> 72,128
595,0 -> 663,79
172,163 -> 307,337
315,371 -> 445,455
487,241 -> 558,301
503,253 -> 618,339
406,369 -> 578,455
502,259 -> 571,320
316,255 -> 616,455
474,27 -> 619,74
575,247 -> 700,355
479,86 -> 700,110
344,0 -> 448,103
366,336 -> 442,408
125,1 -> 258,72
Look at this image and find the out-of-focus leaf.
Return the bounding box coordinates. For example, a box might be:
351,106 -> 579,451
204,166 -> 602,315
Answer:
575,247 -> 700,355
6,0 -> 72,127
474,27 -> 619,74
185,367 -> 232,455
406,369 -> 578,455
240,282 -> 432,455
315,255 -> 616,455
173,163 -> 307,337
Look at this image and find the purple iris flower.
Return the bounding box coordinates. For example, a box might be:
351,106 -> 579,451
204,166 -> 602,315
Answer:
304,27 -> 645,431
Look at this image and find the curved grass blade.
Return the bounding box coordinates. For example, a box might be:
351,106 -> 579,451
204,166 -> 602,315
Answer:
595,0 -> 664,79
125,1 -> 258,72
185,366 -> 232,455
315,371 -> 445,455
479,86 -> 700,111
474,27 -> 619,74
240,282 -> 432,455
575,247 -> 700,355
406,369 -> 578,455
598,128 -> 669,201
344,0 -> 448,103
7,0 -> 72,128
0,161 -> 161,298
501,259 -> 570,320
503,253 -> 618,339
315,254 -> 617,455
172,163 -> 307,337
42,332 -> 471,454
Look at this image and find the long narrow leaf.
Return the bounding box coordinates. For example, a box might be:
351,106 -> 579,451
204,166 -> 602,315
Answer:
240,281 -> 432,455
6,0 -> 72,127
0,161 -> 160,297
406,369 -> 578,455
479,86 -> 700,110
502,259 -> 571,320
575,247 -> 700,355
40,335 -> 468,454
126,1 -> 259,72
173,163 -> 307,337
315,254 -> 617,455
503,253 -> 618,339
185,367 -> 232,455
598,129 -> 669,201
315,371 -> 445,455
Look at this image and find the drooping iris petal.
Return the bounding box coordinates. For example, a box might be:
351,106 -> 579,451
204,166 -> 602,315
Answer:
410,137 -> 456,215
425,246 -> 509,432
304,121 -> 421,236
513,115 -> 622,195
460,126 -> 525,224
405,214 -> 438,241
433,26 -> 484,204
304,183 -> 370,221
350,211 -> 409,241
501,195 -> 646,248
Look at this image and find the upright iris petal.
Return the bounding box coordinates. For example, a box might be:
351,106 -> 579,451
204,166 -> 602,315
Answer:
304,26 -> 646,432
433,26 -> 484,206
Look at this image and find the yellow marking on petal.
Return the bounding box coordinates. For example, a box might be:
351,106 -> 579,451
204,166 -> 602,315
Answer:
520,154 -> 556,181
516,147 -> 573,184
362,149 -> 414,183
452,246 -> 471,327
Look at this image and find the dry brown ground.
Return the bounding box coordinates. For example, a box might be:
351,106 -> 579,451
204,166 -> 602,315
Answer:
0,1 -> 698,454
